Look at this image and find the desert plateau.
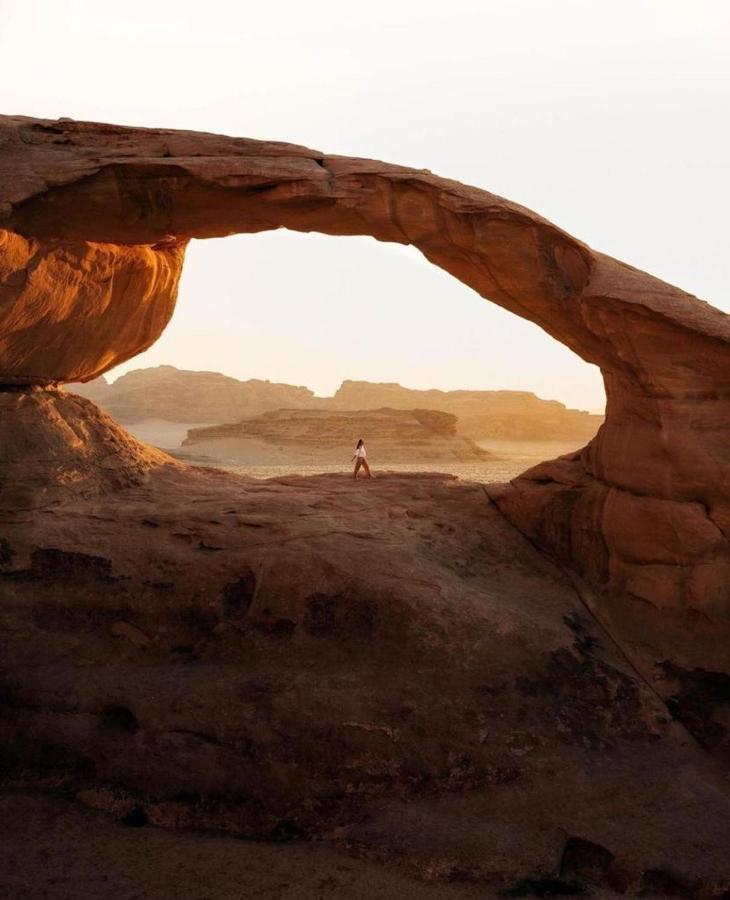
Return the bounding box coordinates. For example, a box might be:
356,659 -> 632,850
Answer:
69,365 -> 599,472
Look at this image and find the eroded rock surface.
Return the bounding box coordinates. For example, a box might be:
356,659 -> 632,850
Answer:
0,388 -> 176,508
1,114 -> 729,658
70,365 -> 317,424
182,407 -> 490,465
1,391 -> 728,896
0,229 -> 184,385
1,116 -> 730,893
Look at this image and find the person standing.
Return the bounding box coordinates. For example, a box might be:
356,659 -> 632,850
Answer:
352,438 -> 373,480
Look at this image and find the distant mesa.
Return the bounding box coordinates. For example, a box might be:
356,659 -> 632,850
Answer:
181,407 -> 492,465
69,365 -> 602,442
68,365 -> 316,424
329,380 -> 601,441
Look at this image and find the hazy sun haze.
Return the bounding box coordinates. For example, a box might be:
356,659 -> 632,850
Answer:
3,0 -> 729,412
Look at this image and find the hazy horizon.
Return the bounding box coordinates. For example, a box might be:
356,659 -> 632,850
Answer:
4,0 -> 729,413
100,360 -> 606,415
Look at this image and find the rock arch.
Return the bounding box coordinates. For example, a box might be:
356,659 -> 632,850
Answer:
1,115 -> 729,664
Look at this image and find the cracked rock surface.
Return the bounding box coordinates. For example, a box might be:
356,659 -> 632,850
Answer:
1,390 -> 729,896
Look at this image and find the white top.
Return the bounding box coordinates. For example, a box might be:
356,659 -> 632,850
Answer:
355,445 -> 367,459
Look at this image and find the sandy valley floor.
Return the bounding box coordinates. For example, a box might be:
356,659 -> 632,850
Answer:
121,418 -> 585,482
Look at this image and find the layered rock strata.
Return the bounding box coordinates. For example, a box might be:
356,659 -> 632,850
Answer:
72,367 -> 602,441
182,407 -> 490,464
330,380 -> 601,441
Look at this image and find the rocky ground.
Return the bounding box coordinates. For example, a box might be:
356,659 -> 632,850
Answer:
3,113 -> 730,898
1,391 -> 729,898
0,793 -> 637,900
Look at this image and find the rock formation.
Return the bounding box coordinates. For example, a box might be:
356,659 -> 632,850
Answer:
1,115 -> 730,893
0,228 -> 184,385
71,365 -> 316,423
2,115 -> 729,668
2,441 -> 729,894
0,388 -> 175,508
182,407 -> 490,465
73,367 -> 601,440
330,380 -> 602,441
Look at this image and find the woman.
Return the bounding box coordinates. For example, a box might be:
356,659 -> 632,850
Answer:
352,438 -> 373,480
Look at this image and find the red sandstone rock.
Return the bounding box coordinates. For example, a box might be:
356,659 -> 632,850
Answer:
1,119 -> 730,891
0,229 -> 184,385
1,114 -> 728,664
0,390 -> 728,894
0,388 -> 177,508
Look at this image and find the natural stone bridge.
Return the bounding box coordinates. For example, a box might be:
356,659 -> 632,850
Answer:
3,117 -> 730,893
1,114 -> 729,668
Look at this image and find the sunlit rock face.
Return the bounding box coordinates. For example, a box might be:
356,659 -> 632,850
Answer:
1,114 -> 730,667
0,388 -> 177,508
0,229 -> 184,385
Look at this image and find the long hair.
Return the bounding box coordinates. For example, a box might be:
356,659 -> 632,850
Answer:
356,438 -> 364,448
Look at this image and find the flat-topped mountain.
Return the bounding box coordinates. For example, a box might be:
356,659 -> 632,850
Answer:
182,407 -> 491,465
70,366 -> 602,441
70,365 -> 316,424
331,380 -> 600,440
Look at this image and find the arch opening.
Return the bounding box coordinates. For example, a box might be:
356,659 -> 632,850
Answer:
86,229 -> 604,480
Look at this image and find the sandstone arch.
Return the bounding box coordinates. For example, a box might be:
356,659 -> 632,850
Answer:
1,115 -> 729,666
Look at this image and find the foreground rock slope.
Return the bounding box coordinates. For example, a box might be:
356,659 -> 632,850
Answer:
1,390 -> 729,897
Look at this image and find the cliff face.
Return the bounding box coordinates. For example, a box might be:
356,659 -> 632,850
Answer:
72,367 -> 601,441
70,365 -> 316,423
182,407 -> 490,464
332,380 -> 601,440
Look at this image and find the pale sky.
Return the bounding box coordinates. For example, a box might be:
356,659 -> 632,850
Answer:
3,0 -> 729,412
